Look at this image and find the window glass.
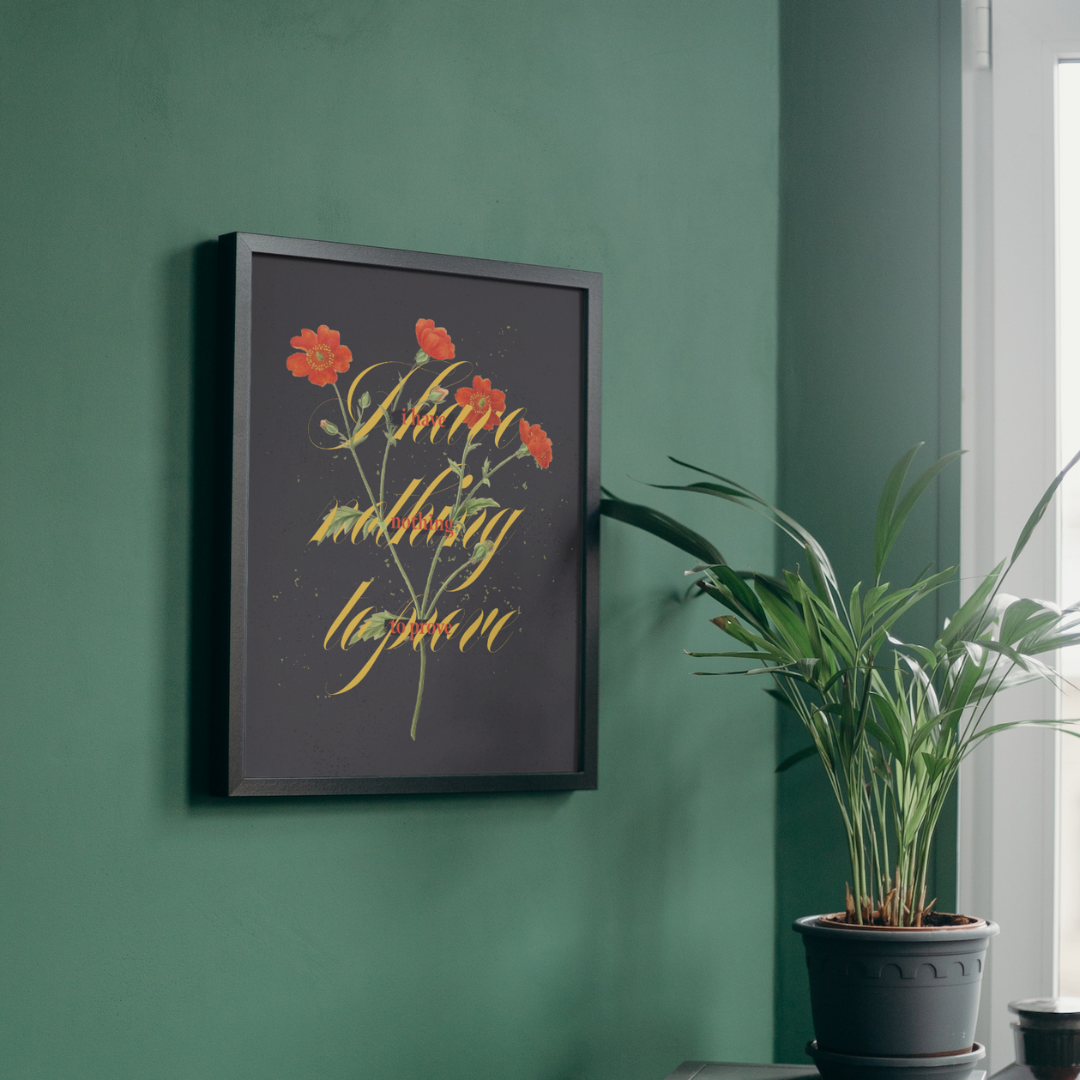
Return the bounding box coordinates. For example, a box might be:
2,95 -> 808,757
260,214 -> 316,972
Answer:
1057,58 -> 1080,995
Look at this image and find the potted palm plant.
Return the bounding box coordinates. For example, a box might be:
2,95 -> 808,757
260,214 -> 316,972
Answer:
602,445 -> 1080,1080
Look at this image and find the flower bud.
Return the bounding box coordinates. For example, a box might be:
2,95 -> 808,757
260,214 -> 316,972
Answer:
428,386 -> 448,403
320,419 -> 340,436
471,540 -> 495,563
359,391 -> 371,409
414,348 -> 430,365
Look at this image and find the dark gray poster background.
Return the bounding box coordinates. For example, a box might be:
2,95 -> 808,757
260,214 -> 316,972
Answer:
243,253 -> 583,778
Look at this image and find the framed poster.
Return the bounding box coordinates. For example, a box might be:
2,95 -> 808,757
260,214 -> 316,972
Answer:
219,233 -> 600,795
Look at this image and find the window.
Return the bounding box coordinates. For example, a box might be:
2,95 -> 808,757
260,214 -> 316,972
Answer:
1057,57 -> 1080,995
960,3 -> 1080,1072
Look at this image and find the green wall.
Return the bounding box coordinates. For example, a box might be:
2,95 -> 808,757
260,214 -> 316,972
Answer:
774,0 -> 962,1062
0,2 -> 779,1078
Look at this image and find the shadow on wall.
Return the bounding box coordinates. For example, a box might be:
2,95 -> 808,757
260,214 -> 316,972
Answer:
182,239 -> 232,804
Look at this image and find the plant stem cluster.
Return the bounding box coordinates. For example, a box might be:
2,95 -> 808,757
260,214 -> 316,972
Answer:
324,381 -> 518,740
604,445 -> 1080,925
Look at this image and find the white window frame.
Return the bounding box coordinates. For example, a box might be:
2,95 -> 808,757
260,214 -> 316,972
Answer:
959,1 -> 1080,1072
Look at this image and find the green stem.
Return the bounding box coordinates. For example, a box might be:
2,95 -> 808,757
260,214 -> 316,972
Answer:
482,448 -> 525,485
451,431 -> 476,511
410,637 -> 426,740
421,535 -> 447,618
420,428 -> 491,619
379,417 -> 393,517
333,382 -> 430,734
426,556 -> 480,617
332,383 -> 420,615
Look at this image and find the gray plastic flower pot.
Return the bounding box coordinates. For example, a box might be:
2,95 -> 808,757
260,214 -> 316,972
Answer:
794,914 -> 999,1058
806,1040 -> 986,1080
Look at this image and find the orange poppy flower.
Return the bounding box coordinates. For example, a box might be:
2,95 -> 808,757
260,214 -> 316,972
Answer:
287,325 -> 353,386
455,376 -> 506,430
519,420 -> 553,469
415,319 -> 455,361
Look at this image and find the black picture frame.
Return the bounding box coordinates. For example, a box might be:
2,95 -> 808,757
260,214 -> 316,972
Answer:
219,232 -> 601,796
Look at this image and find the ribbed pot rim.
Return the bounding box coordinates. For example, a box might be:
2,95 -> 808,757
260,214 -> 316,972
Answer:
794,913 -> 1000,942
806,1041 -> 987,1068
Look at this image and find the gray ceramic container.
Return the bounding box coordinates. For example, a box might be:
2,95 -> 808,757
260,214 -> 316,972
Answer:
795,915 -> 999,1057
1010,997 -> 1080,1072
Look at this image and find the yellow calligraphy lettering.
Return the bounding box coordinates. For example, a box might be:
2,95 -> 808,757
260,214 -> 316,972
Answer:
428,403 -> 459,444
323,580 -> 373,649
350,505 -> 376,543
345,362 -> 396,420
457,610 -> 486,652
430,609 -> 462,651
389,467 -> 456,544
388,610 -> 418,650
427,507 -> 455,544
494,408 -> 524,447
375,480 -> 422,546
310,501 -> 339,544
457,509 -> 492,547
487,609 -> 519,652
451,509 -> 524,592
445,404 -> 473,444
331,602 -> 414,694
331,501 -> 361,543
331,629 -> 393,694
340,606 -> 374,649
347,369 -> 424,446
467,408 -> 492,440
397,362 -> 468,442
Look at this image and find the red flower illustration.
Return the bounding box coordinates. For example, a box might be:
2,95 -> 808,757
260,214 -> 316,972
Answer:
415,319 -> 456,361
287,325 -> 353,386
519,420 -> 553,469
455,376 -> 506,430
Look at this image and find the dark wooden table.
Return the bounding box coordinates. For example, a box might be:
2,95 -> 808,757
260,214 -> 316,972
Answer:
663,1064 -> 818,1079
663,1064 -> 989,1080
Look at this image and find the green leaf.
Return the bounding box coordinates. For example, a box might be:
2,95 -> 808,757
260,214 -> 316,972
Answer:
751,572 -> 796,608
706,564 -> 770,630
663,458 -> 841,598
1010,446 -> 1080,569
755,584 -> 812,657
775,744 -> 818,773
938,560 -> 1006,648
849,582 -> 863,638
861,582 -> 891,619
686,650 -> 773,660
1021,630 -> 1080,655
970,717 -> 1080,745
864,567 -> 957,649
599,492 -> 725,566
455,497 -> 500,521
999,598 -> 1053,646
316,504 -> 365,544
692,666 -> 791,677
873,444 -> 923,580
875,448 -> 963,582
352,610 -> 395,643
